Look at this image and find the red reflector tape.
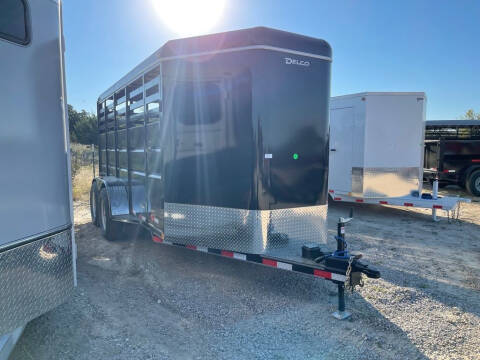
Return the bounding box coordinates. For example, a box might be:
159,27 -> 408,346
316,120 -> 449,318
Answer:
404,203 -> 414,207
379,201 -> 388,204
433,205 -> 443,209
334,197 -> 342,201
262,258 -> 277,267
355,199 -> 364,203
150,214 -> 155,221
221,250 -> 234,258
186,244 -> 197,250
314,269 -> 332,279
472,159 -> 480,163
328,189 -> 334,193
152,235 -> 163,243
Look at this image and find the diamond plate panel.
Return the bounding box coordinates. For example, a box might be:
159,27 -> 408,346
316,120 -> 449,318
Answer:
351,167 -> 420,198
164,203 -> 328,254
0,229 -> 74,335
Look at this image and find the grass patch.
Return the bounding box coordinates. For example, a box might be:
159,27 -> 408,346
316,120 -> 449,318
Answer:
73,165 -> 93,202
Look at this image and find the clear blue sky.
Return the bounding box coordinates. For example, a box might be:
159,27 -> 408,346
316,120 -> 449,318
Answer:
63,0 -> 480,119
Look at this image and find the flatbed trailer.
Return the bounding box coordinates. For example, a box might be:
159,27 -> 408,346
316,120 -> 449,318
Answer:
0,0 -> 75,358
90,27 -> 380,318
328,188 -> 470,220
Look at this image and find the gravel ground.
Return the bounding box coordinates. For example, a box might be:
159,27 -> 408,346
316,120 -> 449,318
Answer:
11,187 -> 480,360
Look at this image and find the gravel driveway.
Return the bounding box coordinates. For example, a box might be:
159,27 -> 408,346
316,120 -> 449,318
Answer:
11,189 -> 480,359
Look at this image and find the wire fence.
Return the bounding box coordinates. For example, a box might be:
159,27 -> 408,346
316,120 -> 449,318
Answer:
71,143 -> 98,179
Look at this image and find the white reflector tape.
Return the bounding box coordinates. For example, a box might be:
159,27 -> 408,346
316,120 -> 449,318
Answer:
331,273 -> 346,282
163,240 -> 172,245
196,246 -> 208,253
233,252 -> 247,260
277,262 -> 292,271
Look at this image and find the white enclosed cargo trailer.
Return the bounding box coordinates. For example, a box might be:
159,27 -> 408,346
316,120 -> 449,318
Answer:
0,0 -> 75,357
328,92 -> 469,218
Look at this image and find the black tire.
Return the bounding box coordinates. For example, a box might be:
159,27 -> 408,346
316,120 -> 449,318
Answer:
99,188 -> 119,241
90,184 -> 99,227
466,170 -> 480,197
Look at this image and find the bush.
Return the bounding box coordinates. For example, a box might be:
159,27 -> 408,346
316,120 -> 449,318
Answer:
68,105 -> 97,145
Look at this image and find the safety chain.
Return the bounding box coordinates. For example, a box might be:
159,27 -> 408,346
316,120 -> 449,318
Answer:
344,255 -> 364,292
344,256 -> 354,292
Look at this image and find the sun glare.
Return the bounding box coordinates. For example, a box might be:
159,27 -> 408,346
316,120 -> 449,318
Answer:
152,0 -> 226,37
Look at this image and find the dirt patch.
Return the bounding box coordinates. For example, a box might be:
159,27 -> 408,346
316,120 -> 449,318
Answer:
11,188 -> 480,360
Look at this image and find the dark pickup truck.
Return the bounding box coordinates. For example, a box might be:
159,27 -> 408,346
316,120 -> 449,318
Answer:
424,120 -> 480,196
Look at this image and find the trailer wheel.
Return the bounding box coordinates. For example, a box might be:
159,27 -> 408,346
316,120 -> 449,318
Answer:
99,188 -> 118,241
466,170 -> 480,196
90,184 -> 99,227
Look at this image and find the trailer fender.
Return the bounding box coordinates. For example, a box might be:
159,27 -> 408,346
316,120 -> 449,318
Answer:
91,177 -> 130,217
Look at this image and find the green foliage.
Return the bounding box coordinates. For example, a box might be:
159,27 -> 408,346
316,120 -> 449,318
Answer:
461,109 -> 480,120
68,104 -> 97,145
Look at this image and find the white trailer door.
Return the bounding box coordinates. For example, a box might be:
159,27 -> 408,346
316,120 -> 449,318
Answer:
328,107 -> 354,193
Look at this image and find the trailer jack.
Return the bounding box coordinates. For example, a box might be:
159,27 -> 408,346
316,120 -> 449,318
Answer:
303,212 -> 381,320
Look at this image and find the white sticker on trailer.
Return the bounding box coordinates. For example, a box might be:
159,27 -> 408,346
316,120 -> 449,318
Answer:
264,154 -> 273,159
196,246 -> 208,253
277,262 -> 292,271
331,273 -> 346,282
233,252 -> 247,260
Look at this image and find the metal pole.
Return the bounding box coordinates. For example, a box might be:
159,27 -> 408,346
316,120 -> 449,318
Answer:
337,220 -> 345,251
432,178 -> 439,222
332,218 -> 352,320
92,143 -> 95,178
338,284 -> 345,312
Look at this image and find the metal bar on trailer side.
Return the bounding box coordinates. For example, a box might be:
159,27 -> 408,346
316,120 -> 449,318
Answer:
126,89 -> 133,214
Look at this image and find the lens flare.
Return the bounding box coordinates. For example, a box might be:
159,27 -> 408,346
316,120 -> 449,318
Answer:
152,0 -> 226,37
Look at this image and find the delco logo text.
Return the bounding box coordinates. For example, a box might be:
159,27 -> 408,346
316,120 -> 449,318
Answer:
284,57 -> 310,67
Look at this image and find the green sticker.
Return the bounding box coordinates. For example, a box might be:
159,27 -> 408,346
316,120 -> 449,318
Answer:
293,153 -> 299,160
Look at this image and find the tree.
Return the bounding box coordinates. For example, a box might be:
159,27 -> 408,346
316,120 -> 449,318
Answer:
461,109 -> 480,120
68,104 -> 97,144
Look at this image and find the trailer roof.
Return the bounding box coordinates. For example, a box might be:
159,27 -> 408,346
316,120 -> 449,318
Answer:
98,27 -> 332,102
331,92 -> 426,101
426,120 -> 480,127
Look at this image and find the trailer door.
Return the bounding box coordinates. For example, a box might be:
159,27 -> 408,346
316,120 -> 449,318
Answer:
0,0 -> 71,244
329,107 -> 354,194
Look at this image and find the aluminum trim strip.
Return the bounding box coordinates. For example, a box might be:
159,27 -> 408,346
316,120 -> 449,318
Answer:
0,224 -> 72,252
158,45 -> 332,63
